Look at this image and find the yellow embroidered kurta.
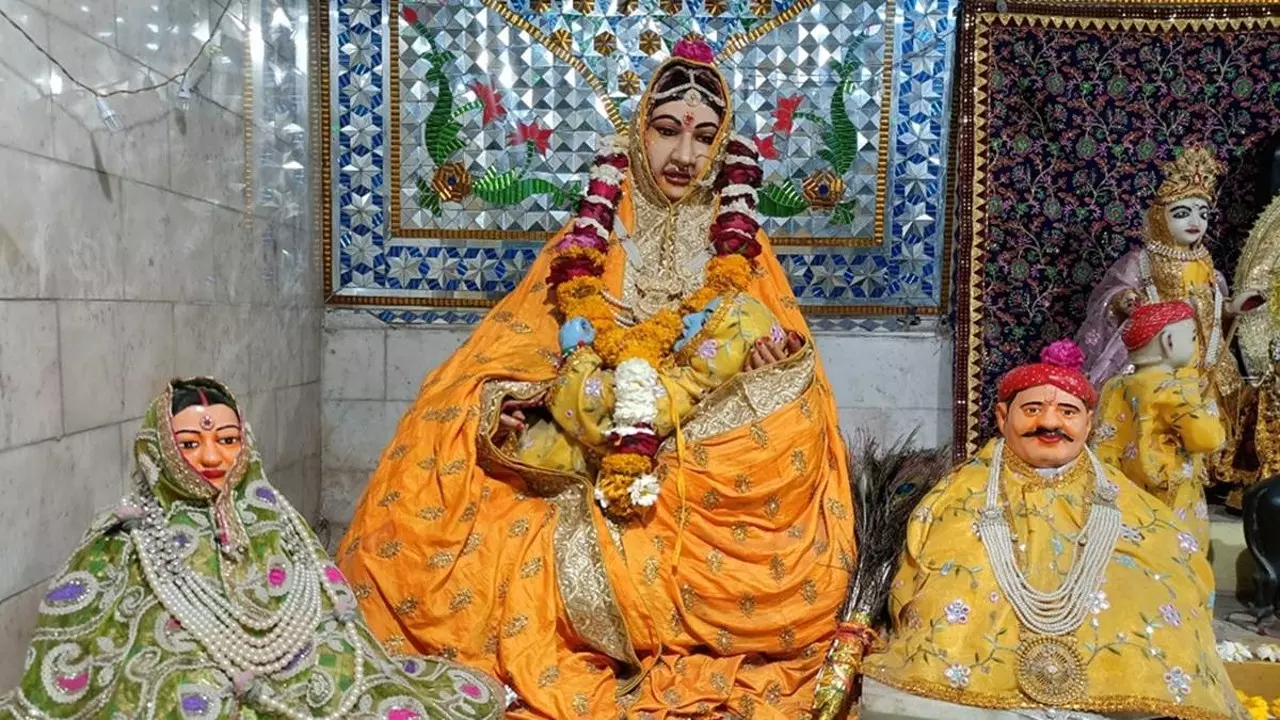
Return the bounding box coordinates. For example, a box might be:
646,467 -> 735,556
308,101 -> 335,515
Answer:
864,440 -> 1244,720
336,177 -> 854,718
1094,366 -> 1226,552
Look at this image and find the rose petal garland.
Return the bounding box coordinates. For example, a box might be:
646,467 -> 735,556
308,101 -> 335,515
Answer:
548,127 -> 764,522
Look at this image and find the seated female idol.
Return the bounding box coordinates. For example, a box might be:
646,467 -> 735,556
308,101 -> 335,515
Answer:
337,38 -> 856,719
0,378 -> 502,720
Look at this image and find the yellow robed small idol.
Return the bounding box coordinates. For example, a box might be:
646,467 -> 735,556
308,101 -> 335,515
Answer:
863,340 -> 1245,720
1094,301 -> 1225,554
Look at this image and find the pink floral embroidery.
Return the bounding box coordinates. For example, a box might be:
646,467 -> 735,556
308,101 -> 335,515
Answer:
461,683 -> 483,698
1159,603 -> 1182,627
57,673 -> 89,693
944,599 -> 970,624
386,709 -> 421,720
268,567 -> 287,587
325,566 -> 347,585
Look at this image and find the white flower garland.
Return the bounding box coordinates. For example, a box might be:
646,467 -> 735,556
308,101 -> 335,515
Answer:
613,358 -> 659,428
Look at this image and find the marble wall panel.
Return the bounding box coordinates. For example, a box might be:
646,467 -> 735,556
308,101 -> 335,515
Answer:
0,0 -> 54,156
0,301 -> 61,448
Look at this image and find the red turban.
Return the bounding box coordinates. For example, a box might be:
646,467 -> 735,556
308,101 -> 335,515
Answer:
1121,301 -> 1196,351
997,339 -> 1097,408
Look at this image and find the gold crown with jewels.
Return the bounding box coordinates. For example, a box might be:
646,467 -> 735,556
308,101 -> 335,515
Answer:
1155,146 -> 1223,204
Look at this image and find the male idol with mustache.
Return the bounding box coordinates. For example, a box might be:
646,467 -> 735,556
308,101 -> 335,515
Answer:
862,339 -> 1243,720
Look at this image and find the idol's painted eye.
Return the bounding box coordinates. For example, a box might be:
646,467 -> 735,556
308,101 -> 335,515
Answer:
179,440 -> 200,450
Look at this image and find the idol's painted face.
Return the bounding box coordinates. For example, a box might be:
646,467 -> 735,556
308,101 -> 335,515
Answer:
1161,318 -> 1198,368
995,384 -> 1092,469
1162,198 -> 1210,246
644,98 -> 721,202
172,404 -> 242,489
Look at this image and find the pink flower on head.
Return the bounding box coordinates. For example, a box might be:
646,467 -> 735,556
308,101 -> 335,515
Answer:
1040,339 -> 1086,371
672,37 -> 715,64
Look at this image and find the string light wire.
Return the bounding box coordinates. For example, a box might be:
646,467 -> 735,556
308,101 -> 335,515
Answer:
0,0 -> 235,100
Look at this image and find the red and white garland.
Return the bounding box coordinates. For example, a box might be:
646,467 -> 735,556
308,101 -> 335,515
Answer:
549,118 -> 765,521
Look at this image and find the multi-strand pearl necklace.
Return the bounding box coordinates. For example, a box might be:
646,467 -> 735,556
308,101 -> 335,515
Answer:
978,441 -> 1123,636
131,492 -> 366,719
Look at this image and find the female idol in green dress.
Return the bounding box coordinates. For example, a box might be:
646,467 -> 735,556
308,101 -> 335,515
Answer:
0,378 -> 503,720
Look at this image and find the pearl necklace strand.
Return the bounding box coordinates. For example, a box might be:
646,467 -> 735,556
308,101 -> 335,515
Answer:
131,493 -> 366,719
978,441 -> 1123,636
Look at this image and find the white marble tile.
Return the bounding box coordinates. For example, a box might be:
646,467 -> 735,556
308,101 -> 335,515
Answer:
0,146 -> 50,298
385,327 -> 470,401
246,308 -> 287,394
47,21 -> 171,188
836,407 -> 953,450
40,0 -> 116,44
214,205 -> 272,306
323,328 -> 385,400
0,579 -> 45,689
117,416 -> 143,495
58,301 -> 126,433
168,95 -> 245,208
273,454 -> 321,526
818,334 -> 952,410
120,182 -> 217,302
172,303 -> 251,393
0,301 -> 61,449
274,221 -> 316,308
321,468 -> 373,526
324,309 -> 391,330
299,308 -> 322,386
0,0 -> 54,156
113,0 -> 209,77
276,382 -> 320,469
118,301 -> 176,409
42,162 -> 126,300
240,389 -> 278,473
195,2 -> 245,113
0,425 -> 121,599
322,400 -> 401,471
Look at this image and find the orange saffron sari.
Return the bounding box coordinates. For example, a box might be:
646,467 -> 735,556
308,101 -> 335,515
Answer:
339,78 -> 854,716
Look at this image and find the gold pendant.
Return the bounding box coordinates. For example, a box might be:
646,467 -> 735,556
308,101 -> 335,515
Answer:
1015,635 -> 1088,705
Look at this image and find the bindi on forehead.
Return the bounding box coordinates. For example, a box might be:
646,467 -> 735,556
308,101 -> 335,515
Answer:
682,111 -> 695,129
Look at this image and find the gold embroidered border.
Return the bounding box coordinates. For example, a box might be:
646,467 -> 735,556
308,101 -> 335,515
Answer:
863,669 -> 1234,720
955,9 -> 1280,456
475,380 -> 640,669
661,344 -> 816,450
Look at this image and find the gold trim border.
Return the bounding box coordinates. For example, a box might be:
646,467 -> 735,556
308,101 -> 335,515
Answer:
387,0 -> 893,249
956,8 -> 1280,456
864,670 -> 1235,720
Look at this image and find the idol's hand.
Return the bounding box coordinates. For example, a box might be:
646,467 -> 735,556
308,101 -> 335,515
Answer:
746,331 -> 804,370
1111,289 -> 1141,319
1228,290 -> 1266,316
493,395 -> 544,444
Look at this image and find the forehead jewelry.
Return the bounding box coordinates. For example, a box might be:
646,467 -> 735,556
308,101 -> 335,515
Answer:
682,87 -> 703,107
197,408 -> 216,431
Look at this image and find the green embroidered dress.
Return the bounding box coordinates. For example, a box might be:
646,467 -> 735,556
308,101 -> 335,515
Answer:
0,379 -> 503,720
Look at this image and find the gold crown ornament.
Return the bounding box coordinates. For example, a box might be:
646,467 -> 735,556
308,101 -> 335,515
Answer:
1155,146 -> 1223,204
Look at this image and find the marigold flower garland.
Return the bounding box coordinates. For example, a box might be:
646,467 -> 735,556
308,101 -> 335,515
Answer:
547,97 -> 765,521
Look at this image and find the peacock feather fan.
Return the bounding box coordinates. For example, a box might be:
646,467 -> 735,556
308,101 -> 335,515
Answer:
840,431 -> 952,626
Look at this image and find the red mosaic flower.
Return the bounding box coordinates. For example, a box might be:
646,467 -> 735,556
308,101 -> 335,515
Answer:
468,80 -> 506,126
752,135 -> 779,160
772,95 -> 803,134
509,120 -> 554,156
